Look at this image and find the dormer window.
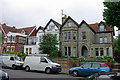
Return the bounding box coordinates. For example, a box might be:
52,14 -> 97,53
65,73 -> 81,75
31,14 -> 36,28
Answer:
99,23 -> 105,31
21,30 -> 25,34
68,22 -> 71,27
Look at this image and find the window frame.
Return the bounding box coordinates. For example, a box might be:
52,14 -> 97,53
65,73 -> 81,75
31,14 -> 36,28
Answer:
64,32 -> 67,41
99,37 -> 103,43
104,37 -> 107,43
73,32 -> 76,40
68,22 -> 71,27
82,32 -> 86,39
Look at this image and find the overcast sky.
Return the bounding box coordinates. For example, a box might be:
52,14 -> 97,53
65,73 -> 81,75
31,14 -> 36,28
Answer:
0,0 -> 118,36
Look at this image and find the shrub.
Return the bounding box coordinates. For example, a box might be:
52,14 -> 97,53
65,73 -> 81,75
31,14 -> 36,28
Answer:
79,56 -> 87,61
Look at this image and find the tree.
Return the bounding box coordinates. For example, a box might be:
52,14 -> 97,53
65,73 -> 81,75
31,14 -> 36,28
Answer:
114,35 -> 120,50
103,2 -> 120,29
39,34 -> 58,57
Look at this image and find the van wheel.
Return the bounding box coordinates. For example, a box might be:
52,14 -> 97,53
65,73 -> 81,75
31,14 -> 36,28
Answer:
12,65 -> 16,70
72,71 -> 79,77
45,68 -> 51,74
25,66 -> 30,72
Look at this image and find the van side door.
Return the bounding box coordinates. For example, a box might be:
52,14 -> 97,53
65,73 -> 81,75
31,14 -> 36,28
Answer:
39,57 -> 48,71
8,57 -> 15,67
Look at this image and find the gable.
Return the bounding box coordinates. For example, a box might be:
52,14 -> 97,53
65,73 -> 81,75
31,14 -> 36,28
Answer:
60,16 -> 79,30
79,20 -> 95,33
44,19 -> 60,31
46,21 -> 58,30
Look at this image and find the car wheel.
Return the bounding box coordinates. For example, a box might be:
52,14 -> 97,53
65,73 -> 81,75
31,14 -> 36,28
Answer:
12,65 -> 16,70
72,71 -> 79,77
25,66 -> 30,72
45,68 -> 51,74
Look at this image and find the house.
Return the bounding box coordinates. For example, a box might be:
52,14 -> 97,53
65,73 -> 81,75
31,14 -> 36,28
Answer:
0,23 -> 36,54
60,16 -> 114,58
22,26 -> 37,55
36,19 -> 61,53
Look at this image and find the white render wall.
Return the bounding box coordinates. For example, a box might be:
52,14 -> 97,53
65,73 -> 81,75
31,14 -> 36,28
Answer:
36,21 -> 60,53
24,45 -> 38,55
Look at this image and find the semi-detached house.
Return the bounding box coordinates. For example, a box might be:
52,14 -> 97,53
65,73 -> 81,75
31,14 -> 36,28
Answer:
0,23 -> 36,54
60,16 -> 114,58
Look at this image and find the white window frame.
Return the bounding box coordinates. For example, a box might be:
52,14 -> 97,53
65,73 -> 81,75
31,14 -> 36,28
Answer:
68,22 -> 71,27
12,36 -> 15,42
99,25 -> 105,31
7,36 -> 11,42
104,37 -> 107,43
99,37 -> 103,43
11,46 -> 15,52
73,47 -> 76,57
7,46 -> 10,51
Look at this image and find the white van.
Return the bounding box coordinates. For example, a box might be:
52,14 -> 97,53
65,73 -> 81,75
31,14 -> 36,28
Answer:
0,54 -> 24,69
23,55 -> 61,74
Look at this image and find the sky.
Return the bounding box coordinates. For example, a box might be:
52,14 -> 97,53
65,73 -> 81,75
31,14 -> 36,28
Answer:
0,0 -> 118,36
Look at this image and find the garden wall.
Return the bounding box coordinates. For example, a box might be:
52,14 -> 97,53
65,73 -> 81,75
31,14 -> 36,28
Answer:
53,59 -> 112,69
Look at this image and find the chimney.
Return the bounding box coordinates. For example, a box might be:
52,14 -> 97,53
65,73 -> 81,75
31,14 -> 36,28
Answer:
62,15 -> 67,24
13,26 -> 16,29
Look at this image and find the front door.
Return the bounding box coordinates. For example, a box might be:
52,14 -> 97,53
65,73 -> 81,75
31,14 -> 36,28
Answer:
82,46 -> 88,58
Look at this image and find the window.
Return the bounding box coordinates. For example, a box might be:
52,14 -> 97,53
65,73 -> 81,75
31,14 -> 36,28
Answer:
91,48 -> 93,57
68,22 -> 71,27
106,48 -> 109,56
100,48 -> 104,56
82,32 -> 86,39
29,48 -> 32,54
73,47 -> 76,57
64,47 -> 67,56
64,32 -> 67,41
68,32 -> 71,40
11,46 -> 14,52
68,47 -> 71,56
7,46 -> 10,51
8,36 -> 11,41
73,32 -> 76,40
51,25 -> 55,29
10,57 -> 14,61
99,37 -> 103,43
39,36 -> 42,42
40,58 -> 47,63
83,63 -> 91,68
92,63 -> 100,67
99,25 -> 105,31
95,48 -> 99,56
26,48 -> 28,54
12,36 -> 15,41
104,37 -> 107,43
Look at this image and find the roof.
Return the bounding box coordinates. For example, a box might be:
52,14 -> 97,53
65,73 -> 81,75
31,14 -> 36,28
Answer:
44,19 -> 61,31
89,22 -> 114,33
36,26 -> 44,34
1,24 -> 36,36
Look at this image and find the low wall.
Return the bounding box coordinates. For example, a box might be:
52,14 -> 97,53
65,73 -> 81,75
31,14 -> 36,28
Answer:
53,59 -> 112,69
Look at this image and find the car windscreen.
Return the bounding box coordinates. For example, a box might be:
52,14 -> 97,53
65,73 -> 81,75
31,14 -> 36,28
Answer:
14,57 -> 23,61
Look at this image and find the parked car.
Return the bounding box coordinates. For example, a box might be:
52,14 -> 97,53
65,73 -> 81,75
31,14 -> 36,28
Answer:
69,62 -> 111,77
0,54 -> 24,69
0,69 -> 9,80
23,54 -> 61,74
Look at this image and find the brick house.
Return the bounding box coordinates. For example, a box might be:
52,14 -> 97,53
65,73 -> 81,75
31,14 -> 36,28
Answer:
0,24 -> 36,54
60,16 -> 114,58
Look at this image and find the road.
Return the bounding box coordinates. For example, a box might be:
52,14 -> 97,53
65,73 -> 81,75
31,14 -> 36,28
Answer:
2,68 -> 84,80
2,68 -> 120,80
